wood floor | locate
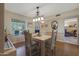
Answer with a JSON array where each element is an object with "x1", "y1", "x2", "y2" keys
[
  {"x1": 55, "y1": 41, "x2": 79, "y2": 56},
  {"x1": 16, "y1": 41, "x2": 79, "y2": 56}
]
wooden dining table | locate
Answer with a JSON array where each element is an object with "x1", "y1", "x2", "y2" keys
[{"x1": 32, "y1": 34, "x2": 51, "y2": 56}]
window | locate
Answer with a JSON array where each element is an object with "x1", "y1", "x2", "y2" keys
[{"x1": 12, "y1": 19, "x2": 25, "y2": 35}]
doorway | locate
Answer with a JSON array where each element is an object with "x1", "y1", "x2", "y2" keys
[{"x1": 64, "y1": 17, "x2": 78, "y2": 44}]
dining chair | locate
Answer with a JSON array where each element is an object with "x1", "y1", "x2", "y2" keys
[
  {"x1": 24, "y1": 30, "x2": 41, "y2": 56},
  {"x1": 45, "y1": 21, "x2": 58, "y2": 56}
]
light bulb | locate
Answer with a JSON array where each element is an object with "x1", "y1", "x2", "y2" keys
[
  {"x1": 41, "y1": 17, "x2": 44, "y2": 20},
  {"x1": 35, "y1": 18, "x2": 38, "y2": 22},
  {"x1": 33, "y1": 19, "x2": 35, "y2": 22},
  {"x1": 38, "y1": 18, "x2": 40, "y2": 21}
]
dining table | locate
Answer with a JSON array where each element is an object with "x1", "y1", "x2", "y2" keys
[{"x1": 32, "y1": 34, "x2": 51, "y2": 56}]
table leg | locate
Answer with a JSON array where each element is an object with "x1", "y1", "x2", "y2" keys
[{"x1": 41, "y1": 41, "x2": 45, "y2": 56}]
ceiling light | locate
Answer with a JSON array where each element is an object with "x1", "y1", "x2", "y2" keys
[
  {"x1": 33, "y1": 7, "x2": 44, "y2": 22},
  {"x1": 35, "y1": 18, "x2": 38, "y2": 22},
  {"x1": 33, "y1": 19, "x2": 35, "y2": 22},
  {"x1": 38, "y1": 18, "x2": 40, "y2": 21},
  {"x1": 41, "y1": 17, "x2": 44, "y2": 20}
]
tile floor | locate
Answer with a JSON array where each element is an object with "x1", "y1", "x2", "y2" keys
[{"x1": 16, "y1": 45, "x2": 26, "y2": 56}]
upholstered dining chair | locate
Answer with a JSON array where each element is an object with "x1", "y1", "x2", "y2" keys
[
  {"x1": 45, "y1": 21, "x2": 58, "y2": 56},
  {"x1": 24, "y1": 30, "x2": 41, "y2": 56}
]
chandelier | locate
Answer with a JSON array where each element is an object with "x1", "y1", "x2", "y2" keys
[{"x1": 33, "y1": 7, "x2": 44, "y2": 23}]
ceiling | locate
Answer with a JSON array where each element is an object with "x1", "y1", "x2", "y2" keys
[{"x1": 5, "y1": 3, "x2": 79, "y2": 18}]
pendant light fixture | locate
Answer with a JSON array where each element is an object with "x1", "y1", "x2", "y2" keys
[{"x1": 33, "y1": 6, "x2": 44, "y2": 23}]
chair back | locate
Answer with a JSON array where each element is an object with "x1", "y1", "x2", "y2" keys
[
  {"x1": 24, "y1": 30, "x2": 32, "y2": 55},
  {"x1": 50, "y1": 21, "x2": 58, "y2": 50},
  {"x1": 50, "y1": 30, "x2": 57, "y2": 50}
]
